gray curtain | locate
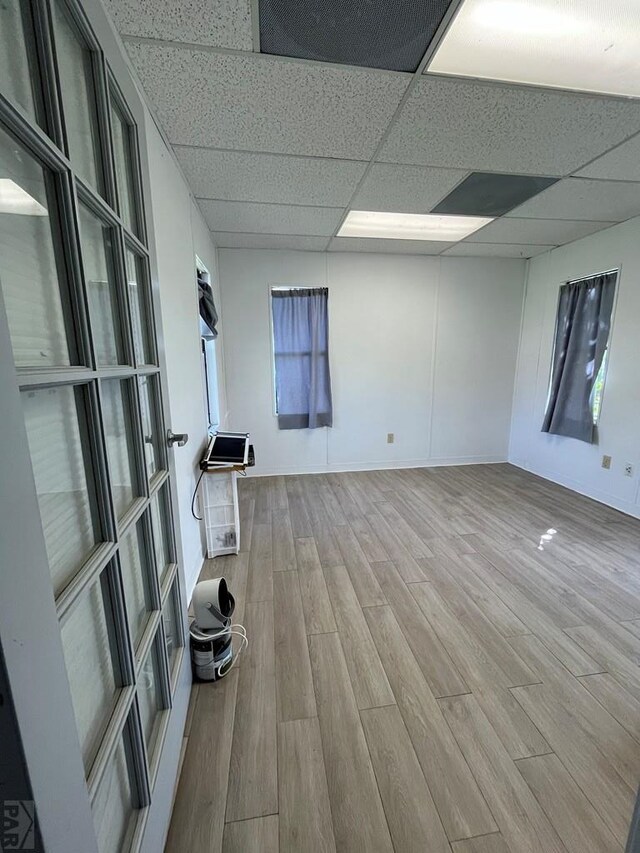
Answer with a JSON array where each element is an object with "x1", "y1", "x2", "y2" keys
[
  {"x1": 198, "y1": 275, "x2": 218, "y2": 339},
  {"x1": 272, "y1": 287, "x2": 332, "y2": 430},
  {"x1": 542, "y1": 271, "x2": 617, "y2": 443}
]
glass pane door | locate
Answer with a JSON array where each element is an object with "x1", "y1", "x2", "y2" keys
[{"x1": 0, "y1": 0, "x2": 186, "y2": 847}]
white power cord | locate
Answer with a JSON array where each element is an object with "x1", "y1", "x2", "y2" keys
[{"x1": 189, "y1": 620, "x2": 248, "y2": 675}]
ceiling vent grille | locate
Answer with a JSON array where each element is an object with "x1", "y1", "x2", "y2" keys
[
  {"x1": 432, "y1": 172, "x2": 559, "y2": 217},
  {"x1": 259, "y1": 0, "x2": 455, "y2": 72}
]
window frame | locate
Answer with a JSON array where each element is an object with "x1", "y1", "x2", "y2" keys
[
  {"x1": 196, "y1": 257, "x2": 221, "y2": 433},
  {"x1": 544, "y1": 265, "x2": 621, "y2": 430},
  {"x1": 268, "y1": 283, "x2": 328, "y2": 418}
]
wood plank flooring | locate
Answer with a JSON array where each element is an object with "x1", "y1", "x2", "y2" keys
[{"x1": 165, "y1": 464, "x2": 640, "y2": 853}]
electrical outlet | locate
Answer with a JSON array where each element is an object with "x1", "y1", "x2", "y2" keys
[
  {"x1": 602, "y1": 455, "x2": 612, "y2": 470},
  {"x1": 624, "y1": 463, "x2": 634, "y2": 477},
  {"x1": 387, "y1": 433, "x2": 394, "y2": 444}
]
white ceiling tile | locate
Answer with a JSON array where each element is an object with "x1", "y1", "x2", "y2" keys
[
  {"x1": 212, "y1": 233, "x2": 329, "y2": 251},
  {"x1": 576, "y1": 133, "x2": 640, "y2": 181},
  {"x1": 379, "y1": 76, "x2": 640, "y2": 175},
  {"x1": 104, "y1": 0, "x2": 251, "y2": 48},
  {"x1": 506, "y1": 177, "x2": 640, "y2": 221},
  {"x1": 127, "y1": 42, "x2": 410, "y2": 159},
  {"x1": 443, "y1": 242, "x2": 553, "y2": 258},
  {"x1": 199, "y1": 200, "x2": 343, "y2": 235},
  {"x1": 352, "y1": 163, "x2": 468, "y2": 213},
  {"x1": 328, "y1": 237, "x2": 452, "y2": 254},
  {"x1": 175, "y1": 147, "x2": 367, "y2": 206},
  {"x1": 467, "y1": 217, "x2": 615, "y2": 245}
]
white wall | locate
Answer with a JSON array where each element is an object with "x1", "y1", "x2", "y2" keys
[
  {"x1": 510, "y1": 216, "x2": 640, "y2": 519},
  {"x1": 218, "y1": 249, "x2": 525, "y2": 476},
  {"x1": 146, "y1": 118, "x2": 226, "y2": 597}
]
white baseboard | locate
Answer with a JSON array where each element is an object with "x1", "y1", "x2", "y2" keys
[
  {"x1": 246, "y1": 454, "x2": 508, "y2": 478},
  {"x1": 509, "y1": 457, "x2": 640, "y2": 520}
]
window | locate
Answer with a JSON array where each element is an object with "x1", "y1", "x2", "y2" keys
[
  {"x1": 270, "y1": 286, "x2": 333, "y2": 430},
  {"x1": 542, "y1": 270, "x2": 617, "y2": 443},
  {"x1": 197, "y1": 261, "x2": 220, "y2": 433},
  {"x1": 201, "y1": 336, "x2": 219, "y2": 432},
  {"x1": 591, "y1": 345, "x2": 609, "y2": 425}
]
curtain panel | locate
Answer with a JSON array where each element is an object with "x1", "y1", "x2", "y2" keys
[
  {"x1": 198, "y1": 275, "x2": 218, "y2": 339},
  {"x1": 542, "y1": 271, "x2": 617, "y2": 443},
  {"x1": 271, "y1": 287, "x2": 333, "y2": 430}
]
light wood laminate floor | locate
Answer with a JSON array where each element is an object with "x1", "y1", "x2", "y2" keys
[{"x1": 165, "y1": 464, "x2": 640, "y2": 853}]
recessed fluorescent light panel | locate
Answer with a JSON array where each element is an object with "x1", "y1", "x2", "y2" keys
[
  {"x1": 429, "y1": 0, "x2": 640, "y2": 98},
  {"x1": 259, "y1": 0, "x2": 457, "y2": 72},
  {"x1": 338, "y1": 211, "x2": 492, "y2": 241},
  {"x1": 432, "y1": 172, "x2": 559, "y2": 216},
  {"x1": 0, "y1": 179, "x2": 47, "y2": 216}
]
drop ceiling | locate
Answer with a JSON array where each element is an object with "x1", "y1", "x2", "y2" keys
[{"x1": 105, "y1": 0, "x2": 640, "y2": 258}]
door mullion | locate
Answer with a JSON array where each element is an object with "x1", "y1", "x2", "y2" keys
[
  {"x1": 56, "y1": 540, "x2": 118, "y2": 625},
  {"x1": 115, "y1": 225, "x2": 140, "y2": 369},
  {"x1": 104, "y1": 557, "x2": 135, "y2": 688},
  {"x1": 127, "y1": 373, "x2": 151, "y2": 503},
  {"x1": 126, "y1": 698, "x2": 151, "y2": 809},
  {"x1": 93, "y1": 49, "x2": 118, "y2": 213},
  {"x1": 87, "y1": 682, "x2": 135, "y2": 799},
  {"x1": 155, "y1": 617, "x2": 174, "y2": 710},
  {"x1": 29, "y1": 0, "x2": 65, "y2": 145},
  {"x1": 88, "y1": 376, "x2": 119, "y2": 543}
]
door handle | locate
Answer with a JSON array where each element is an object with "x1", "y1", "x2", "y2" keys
[{"x1": 167, "y1": 429, "x2": 189, "y2": 448}]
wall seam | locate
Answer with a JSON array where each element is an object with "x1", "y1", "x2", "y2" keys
[
  {"x1": 326, "y1": 249, "x2": 330, "y2": 468},
  {"x1": 530, "y1": 252, "x2": 555, "y2": 457},
  {"x1": 507, "y1": 256, "x2": 532, "y2": 462},
  {"x1": 427, "y1": 257, "x2": 441, "y2": 459}
]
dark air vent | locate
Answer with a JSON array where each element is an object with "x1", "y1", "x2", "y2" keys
[
  {"x1": 432, "y1": 172, "x2": 559, "y2": 217},
  {"x1": 259, "y1": 0, "x2": 456, "y2": 72}
]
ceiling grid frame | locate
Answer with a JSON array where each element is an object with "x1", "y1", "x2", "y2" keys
[
  {"x1": 105, "y1": 0, "x2": 640, "y2": 257},
  {"x1": 325, "y1": 0, "x2": 469, "y2": 248}
]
